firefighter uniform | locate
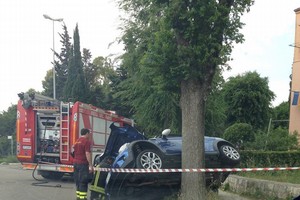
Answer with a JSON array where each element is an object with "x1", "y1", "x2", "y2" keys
[
  {"x1": 90, "y1": 165, "x2": 106, "y2": 200},
  {"x1": 73, "y1": 129, "x2": 93, "y2": 200},
  {"x1": 90, "y1": 157, "x2": 114, "y2": 200}
]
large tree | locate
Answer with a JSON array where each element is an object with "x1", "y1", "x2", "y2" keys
[
  {"x1": 222, "y1": 71, "x2": 275, "y2": 130},
  {"x1": 64, "y1": 24, "x2": 87, "y2": 102},
  {"x1": 118, "y1": 0, "x2": 253, "y2": 198}
]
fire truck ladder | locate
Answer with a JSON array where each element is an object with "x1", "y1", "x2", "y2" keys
[{"x1": 60, "y1": 103, "x2": 70, "y2": 161}]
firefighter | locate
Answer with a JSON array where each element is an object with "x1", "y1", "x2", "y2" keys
[
  {"x1": 73, "y1": 128, "x2": 94, "y2": 200},
  {"x1": 90, "y1": 156, "x2": 114, "y2": 200}
]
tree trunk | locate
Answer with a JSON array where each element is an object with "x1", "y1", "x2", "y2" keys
[{"x1": 180, "y1": 79, "x2": 206, "y2": 200}]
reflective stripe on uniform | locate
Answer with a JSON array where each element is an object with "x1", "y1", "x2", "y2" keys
[
  {"x1": 79, "y1": 191, "x2": 87, "y2": 200},
  {"x1": 90, "y1": 165, "x2": 105, "y2": 194},
  {"x1": 90, "y1": 185, "x2": 105, "y2": 194}
]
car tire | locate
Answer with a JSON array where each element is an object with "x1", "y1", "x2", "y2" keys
[
  {"x1": 136, "y1": 149, "x2": 164, "y2": 169},
  {"x1": 219, "y1": 144, "x2": 240, "y2": 164}
]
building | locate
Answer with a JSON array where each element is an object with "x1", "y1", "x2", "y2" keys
[{"x1": 289, "y1": 7, "x2": 300, "y2": 137}]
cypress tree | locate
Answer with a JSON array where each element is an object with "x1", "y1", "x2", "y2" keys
[{"x1": 64, "y1": 24, "x2": 87, "y2": 102}]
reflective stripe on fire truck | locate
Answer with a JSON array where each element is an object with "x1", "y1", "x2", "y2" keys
[
  {"x1": 17, "y1": 155, "x2": 32, "y2": 159},
  {"x1": 59, "y1": 166, "x2": 74, "y2": 172},
  {"x1": 73, "y1": 113, "x2": 77, "y2": 145},
  {"x1": 22, "y1": 163, "x2": 37, "y2": 170},
  {"x1": 16, "y1": 111, "x2": 20, "y2": 143},
  {"x1": 21, "y1": 163, "x2": 73, "y2": 172},
  {"x1": 37, "y1": 164, "x2": 73, "y2": 172}
]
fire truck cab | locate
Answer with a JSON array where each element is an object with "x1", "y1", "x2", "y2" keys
[{"x1": 16, "y1": 92, "x2": 133, "y2": 179}]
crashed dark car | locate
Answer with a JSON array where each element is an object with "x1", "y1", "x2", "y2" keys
[{"x1": 91, "y1": 123, "x2": 241, "y2": 200}]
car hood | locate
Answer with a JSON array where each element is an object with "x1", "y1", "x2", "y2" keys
[{"x1": 102, "y1": 123, "x2": 146, "y2": 158}]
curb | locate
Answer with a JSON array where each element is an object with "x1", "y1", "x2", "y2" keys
[{"x1": 224, "y1": 175, "x2": 300, "y2": 199}]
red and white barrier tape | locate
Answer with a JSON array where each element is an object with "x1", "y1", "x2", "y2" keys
[
  {"x1": 38, "y1": 161, "x2": 73, "y2": 168},
  {"x1": 94, "y1": 167, "x2": 300, "y2": 173},
  {"x1": 32, "y1": 162, "x2": 300, "y2": 173}
]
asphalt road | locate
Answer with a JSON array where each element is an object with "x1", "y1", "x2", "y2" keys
[
  {"x1": 0, "y1": 163, "x2": 250, "y2": 200},
  {"x1": 0, "y1": 163, "x2": 75, "y2": 200}
]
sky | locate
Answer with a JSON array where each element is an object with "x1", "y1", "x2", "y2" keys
[{"x1": 0, "y1": 0, "x2": 299, "y2": 112}]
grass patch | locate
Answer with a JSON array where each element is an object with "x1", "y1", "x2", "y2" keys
[
  {"x1": 0, "y1": 156, "x2": 19, "y2": 163},
  {"x1": 236, "y1": 170, "x2": 300, "y2": 184}
]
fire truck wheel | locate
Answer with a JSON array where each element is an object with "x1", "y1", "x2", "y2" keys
[{"x1": 40, "y1": 171, "x2": 64, "y2": 180}]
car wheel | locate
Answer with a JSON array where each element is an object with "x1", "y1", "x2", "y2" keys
[
  {"x1": 219, "y1": 144, "x2": 240, "y2": 164},
  {"x1": 136, "y1": 149, "x2": 163, "y2": 169}
]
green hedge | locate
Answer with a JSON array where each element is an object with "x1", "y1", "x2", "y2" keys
[
  {"x1": 240, "y1": 150, "x2": 300, "y2": 168},
  {"x1": 0, "y1": 156, "x2": 19, "y2": 163}
]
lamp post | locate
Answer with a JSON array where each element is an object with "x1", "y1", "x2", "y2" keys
[{"x1": 43, "y1": 14, "x2": 63, "y2": 100}]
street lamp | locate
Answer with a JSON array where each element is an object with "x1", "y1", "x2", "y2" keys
[{"x1": 43, "y1": 14, "x2": 63, "y2": 100}]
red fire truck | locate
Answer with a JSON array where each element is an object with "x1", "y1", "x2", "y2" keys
[{"x1": 16, "y1": 92, "x2": 133, "y2": 179}]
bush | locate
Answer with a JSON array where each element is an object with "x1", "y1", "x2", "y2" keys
[
  {"x1": 0, "y1": 156, "x2": 19, "y2": 163},
  {"x1": 248, "y1": 127, "x2": 298, "y2": 151},
  {"x1": 240, "y1": 150, "x2": 300, "y2": 168},
  {"x1": 223, "y1": 123, "x2": 255, "y2": 149}
]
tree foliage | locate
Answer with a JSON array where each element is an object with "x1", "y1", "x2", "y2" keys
[
  {"x1": 42, "y1": 23, "x2": 72, "y2": 100},
  {"x1": 40, "y1": 23, "x2": 120, "y2": 111},
  {"x1": 41, "y1": 69, "x2": 54, "y2": 97},
  {"x1": 205, "y1": 69, "x2": 227, "y2": 136},
  {"x1": 0, "y1": 105, "x2": 16, "y2": 156},
  {"x1": 84, "y1": 55, "x2": 118, "y2": 110},
  {"x1": 271, "y1": 101, "x2": 289, "y2": 129},
  {"x1": 249, "y1": 127, "x2": 298, "y2": 151},
  {"x1": 109, "y1": 66, "x2": 136, "y2": 119},
  {"x1": 223, "y1": 122, "x2": 255, "y2": 149},
  {"x1": 83, "y1": 49, "x2": 99, "y2": 91},
  {"x1": 54, "y1": 23, "x2": 72, "y2": 100},
  {"x1": 82, "y1": 49, "x2": 102, "y2": 105},
  {"x1": 222, "y1": 71, "x2": 275, "y2": 130},
  {"x1": 64, "y1": 24, "x2": 87, "y2": 102}
]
